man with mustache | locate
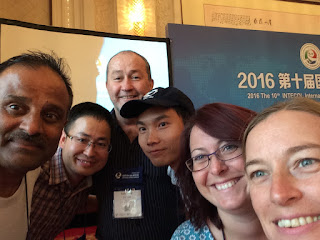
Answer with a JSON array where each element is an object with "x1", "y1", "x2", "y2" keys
[
  {"x1": 94, "y1": 51, "x2": 184, "y2": 239},
  {"x1": 27, "y1": 102, "x2": 113, "y2": 239},
  {"x1": 0, "y1": 51, "x2": 73, "y2": 239}
]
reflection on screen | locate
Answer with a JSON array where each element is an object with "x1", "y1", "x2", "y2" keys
[{"x1": 0, "y1": 19, "x2": 170, "y2": 111}]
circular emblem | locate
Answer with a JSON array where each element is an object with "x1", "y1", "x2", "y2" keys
[
  {"x1": 300, "y1": 43, "x2": 320, "y2": 70},
  {"x1": 115, "y1": 172, "x2": 122, "y2": 179}
]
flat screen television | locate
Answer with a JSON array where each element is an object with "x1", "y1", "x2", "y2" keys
[{"x1": 0, "y1": 18, "x2": 171, "y2": 110}]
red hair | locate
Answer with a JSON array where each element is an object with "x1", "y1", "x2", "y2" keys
[{"x1": 176, "y1": 102, "x2": 256, "y2": 229}]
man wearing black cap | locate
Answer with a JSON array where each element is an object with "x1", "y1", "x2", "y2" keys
[
  {"x1": 94, "y1": 51, "x2": 185, "y2": 240},
  {"x1": 121, "y1": 87, "x2": 195, "y2": 184}
]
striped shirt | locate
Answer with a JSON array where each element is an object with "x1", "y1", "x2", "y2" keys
[
  {"x1": 27, "y1": 147, "x2": 91, "y2": 240},
  {"x1": 93, "y1": 111, "x2": 184, "y2": 240}
]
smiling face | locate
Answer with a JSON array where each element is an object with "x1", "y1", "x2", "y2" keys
[
  {"x1": 190, "y1": 125, "x2": 249, "y2": 212},
  {"x1": 137, "y1": 107, "x2": 185, "y2": 170},
  {"x1": 106, "y1": 52, "x2": 154, "y2": 116},
  {"x1": 0, "y1": 65, "x2": 70, "y2": 174},
  {"x1": 60, "y1": 116, "x2": 111, "y2": 186},
  {"x1": 245, "y1": 110, "x2": 320, "y2": 240}
]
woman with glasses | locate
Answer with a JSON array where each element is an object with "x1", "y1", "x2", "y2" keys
[{"x1": 171, "y1": 103, "x2": 267, "y2": 240}]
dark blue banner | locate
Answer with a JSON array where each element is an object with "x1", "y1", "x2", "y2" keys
[{"x1": 167, "y1": 23, "x2": 320, "y2": 111}]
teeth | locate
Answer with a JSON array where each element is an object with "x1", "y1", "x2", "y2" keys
[
  {"x1": 278, "y1": 216, "x2": 320, "y2": 228},
  {"x1": 299, "y1": 217, "x2": 306, "y2": 226},
  {"x1": 215, "y1": 180, "x2": 238, "y2": 191},
  {"x1": 121, "y1": 96, "x2": 136, "y2": 99}
]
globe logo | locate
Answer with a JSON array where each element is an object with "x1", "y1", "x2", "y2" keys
[{"x1": 300, "y1": 43, "x2": 320, "y2": 70}]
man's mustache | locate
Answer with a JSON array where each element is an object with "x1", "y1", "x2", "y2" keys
[{"x1": 7, "y1": 131, "x2": 46, "y2": 148}]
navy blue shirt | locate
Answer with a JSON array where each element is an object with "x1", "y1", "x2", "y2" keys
[{"x1": 93, "y1": 111, "x2": 184, "y2": 240}]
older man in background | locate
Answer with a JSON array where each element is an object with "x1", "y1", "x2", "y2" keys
[{"x1": 94, "y1": 50, "x2": 183, "y2": 239}]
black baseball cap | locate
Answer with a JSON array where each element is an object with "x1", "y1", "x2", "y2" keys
[{"x1": 120, "y1": 87, "x2": 195, "y2": 118}]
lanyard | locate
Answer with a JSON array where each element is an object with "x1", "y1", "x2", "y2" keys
[{"x1": 25, "y1": 175, "x2": 30, "y2": 230}]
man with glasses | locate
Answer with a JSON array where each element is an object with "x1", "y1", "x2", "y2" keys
[{"x1": 27, "y1": 102, "x2": 113, "y2": 239}]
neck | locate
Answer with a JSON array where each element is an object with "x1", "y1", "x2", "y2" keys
[
  {"x1": 115, "y1": 110, "x2": 139, "y2": 142},
  {"x1": 170, "y1": 161, "x2": 179, "y2": 172},
  {"x1": 68, "y1": 175, "x2": 85, "y2": 188},
  {"x1": 208, "y1": 206, "x2": 266, "y2": 240},
  {"x1": 64, "y1": 167, "x2": 85, "y2": 187},
  {"x1": 0, "y1": 166, "x2": 25, "y2": 197},
  {"x1": 63, "y1": 162, "x2": 85, "y2": 188}
]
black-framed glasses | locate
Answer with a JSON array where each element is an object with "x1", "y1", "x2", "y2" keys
[
  {"x1": 185, "y1": 142, "x2": 242, "y2": 172},
  {"x1": 66, "y1": 133, "x2": 112, "y2": 153}
]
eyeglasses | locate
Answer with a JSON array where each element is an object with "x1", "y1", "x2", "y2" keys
[
  {"x1": 185, "y1": 142, "x2": 242, "y2": 172},
  {"x1": 66, "y1": 133, "x2": 112, "y2": 153}
]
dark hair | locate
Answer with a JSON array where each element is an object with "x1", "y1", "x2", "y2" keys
[
  {"x1": 173, "y1": 106, "x2": 194, "y2": 125},
  {"x1": 64, "y1": 102, "x2": 114, "y2": 135},
  {"x1": 176, "y1": 102, "x2": 256, "y2": 230},
  {"x1": 106, "y1": 50, "x2": 152, "y2": 81},
  {"x1": 243, "y1": 97, "x2": 320, "y2": 158},
  {"x1": 0, "y1": 50, "x2": 73, "y2": 107}
]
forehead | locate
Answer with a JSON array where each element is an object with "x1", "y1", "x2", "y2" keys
[
  {"x1": 251, "y1": 110, "x2": 320, "y2": 135},
  {"x1": 108, "y1": 52, "x2": 146, "y2": 71},
  {"x1": 0, "y1": 65, "x2": 63, "y2": 88},
  {"x1": 190, "y1": 125, "x2": 215, "y2": 140},
  {"x1": 0, "y1": 65, "x2": 70, "y2": 111},
  {"x1": 138, "y1": 106, "x2": 183, "y2": 124},
  {"x1": 190, "y1": 125, "x2": 220, "y2": 148},
  {"x1": 246, "y1": 110, "x2": 320, "y2": 152},
  {"x1": 70, "y1": 116, "x2": 111, "y2": 135}
]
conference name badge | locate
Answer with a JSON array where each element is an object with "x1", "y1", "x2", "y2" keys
[
  {"x1": 113, "y1": 188, "x2": 142, "y2": 218},
  {"x1": 112, "y1": 167, "x2": 143, "y2": 219}
]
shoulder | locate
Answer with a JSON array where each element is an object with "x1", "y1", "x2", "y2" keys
[{"x1": 171, "y1": 220, "x2": 214, "y2": 240}]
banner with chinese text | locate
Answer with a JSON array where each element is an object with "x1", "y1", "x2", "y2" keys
[{"x1": 167, "y1": 23, "x2": 320, "y2": 111}]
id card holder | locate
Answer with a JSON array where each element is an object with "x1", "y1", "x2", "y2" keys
[{"x1": 112, "y1": 167, "x2": 143, "y2": 219}]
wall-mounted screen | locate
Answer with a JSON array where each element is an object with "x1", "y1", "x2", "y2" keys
[{"x1": 0, "y1": 19, "x2": 171, "y2": 110}]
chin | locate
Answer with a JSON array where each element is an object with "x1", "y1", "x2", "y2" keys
[
  {"x1": 150, "y1": 160, "x2": 166, "y2": 167},
  {"x1": 218, "y1": 197, "x2": 249, "y2": 212}
]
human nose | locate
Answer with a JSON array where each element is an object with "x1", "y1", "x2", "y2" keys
[
  {"x1": 20, "y1": 111, "x2": 43, "y2": 136},
  {"x1": 121, "y1": 77, "x2": 134, "y2": 91},
  {"x1": 208, "y1": 155, "x2": 228, "y2": 175},
  {"x1": 270, "y1": 172, "x2": 302, "y2": 206},
  {"x1": 83, "y1": 141, "x2": 96, "y2": 156},
  {"x1": 146, "y1": 129, "x2": 160, "y2": 146}
]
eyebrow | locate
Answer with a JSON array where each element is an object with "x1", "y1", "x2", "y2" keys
[
  {"x1": 245, "y1": 143, "x2": 320, "y2": 171},
  {"x1": 43, "y1": 103, "x2": 65, "y2": 115},
  {"x1": 5, "y1": 95, "x2": 30, "y2": 103},
  {"x1": 110, "y1": 70, "x2": 123, "y2": 75},
  {"x1": 190, "y1": 140, "x2": 224, "y2": 155},
  {"x1": 190, "y1": 147, "x2": 207, "y2": 155},
  {"x1": 245, "y1": 159, "x2": 263, "y2": 171},
  {"x1": 287, "y1": 144, "x2": 320, "y2": 154},
  {"x1": 76, "y1": 132, "x2": 109, "y2": 141},
  {"x1": 137, "y1": 114, "x2": 170, "y2": 126},
  {"x1": 128, "y1": 69, "x2": 141, "y2": 75},
  {"x1": 5, "y1": 95, "x2": 67, "y2": 119}
]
